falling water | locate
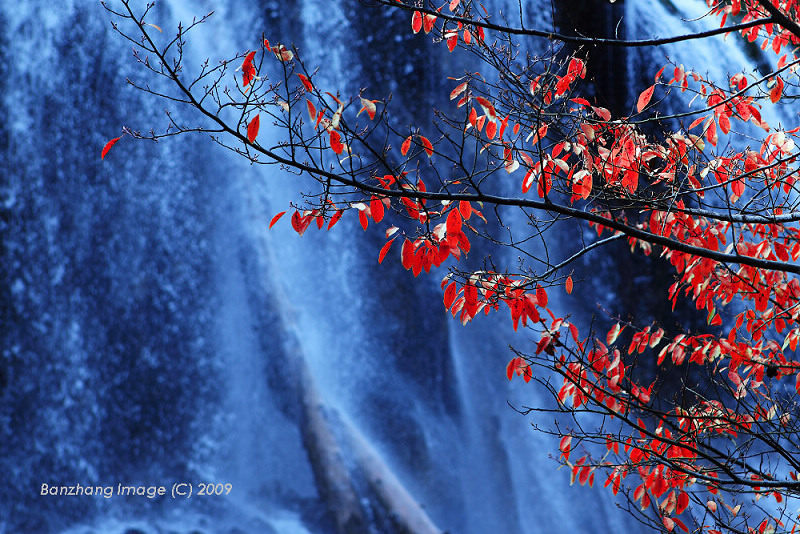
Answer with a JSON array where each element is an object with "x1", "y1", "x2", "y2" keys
[{"x1": 5, "y1": 1, "x2": 785, "y2": 533}]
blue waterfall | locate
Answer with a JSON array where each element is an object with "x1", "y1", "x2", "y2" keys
[{"x1": 3, "y1": 1, "x2": 781, "y2": 533}]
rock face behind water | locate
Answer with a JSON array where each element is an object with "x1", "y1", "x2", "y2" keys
[{"x1": 0, "y1": 1, "x2": 672, "y2": 533}]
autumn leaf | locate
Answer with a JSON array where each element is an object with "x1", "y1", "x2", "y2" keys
[
  {"x1": 327, "y1": 210, "x2": 343, "y2": 230},
  {"x1": 297, "y1": 73, "x2": 313, "y2": 92},
  {"x1": 506, "y1": 357, "x2": 532, "y2": 382},
  {"x1": 268, "y1": 211, "x2": 286, "y2": 229},
  {"x1": 401, "y1": 135, "x2": 412, "y2": 156},
  {"x1": 687, "y1": 115, "x2": 706, "y2": 130},
  {"x1": 559, "y1": 435, "x2": 572, "y2": 460},
  {"x1": 535, "y1": 286, "x2": 548, "y2": 307},
  {"x1": 329, "y1": 130, "x2": 344, "y2": 154},
  {"x1": 705, "y1": 118, "x2": 718, "y2": 147},
  {"x1": 675, "y1": 491, "x2": 690, "y2": 515},
  {"x1": 357, "y1": 97, "x2": 378, "y2": 120},
  {"x1": 731, "y1": 178, "x2": 745, "y2": 198},
  {"x1": 241, "y1": 50, "x2": 256, "y2": 86},
  {"x1": 458, "y1": 200, "x2": 472, "y2": 220},
  {"x1": 446, "y1": 208, "x2": 462, "y2": 235},
  {"x1": 565, "y1": 276, "x2": 573, "y2": 294},
  {"x1": 273, "y1": 44, "x2": 293, "y2": 62},
  {"x1": 412, "y1": 10, "x2": 422, "y2": 33},
  {"x1": 101, "y1": 136, "x2": 122, "y2": 160},
  {"x1": 290, "y1": 210, "x2": 312, "y2": 236},
  {"x1": 607, "y1": 323, "x2": 624, "y2": 345},
  {"x1": 443, "y1": 281, "x2": 458, "y2": 309},
  {"x1": 378, "y1": 238, "x2": 395, "y2": 264},
  {"x1": 446, "y1": 31, "x2": 458, "y2": 52},
  {"x1": 450, "y1": 81, "x2": 468, "y2": 101},
  {"x1": 718, "y1": 113, "x2": 731, "y2": 135},
  {"x1": 475, "y1": 96, "x2": 497, "y2": 120},
  {"x1": 637, "y1": 84, "x2": 655, "y2": 112},
  {"x1": 307, "y1": 99, "x2": 317, "y2": 122},
  {"x1": 592, "y1": 106, "x2": 611, "y2": 121},
  {"x1": 420, "y1": 135, "x2": 434, "y2": 157},
  {"x1": 247, "y1": 114, "x2": 260, "y2": 143},
  {"x1": 486, "y1": 120, "x2": 497, "y2": 139},
  {"x1": 370, "y1": 196, "x2": 385, "y2": 222},
  {"x1": 423, "y1": 13, "x2": 436, "y2": 33},
  {"x1": 770, "y1": 76, "x2": 784, "y2": 103}
]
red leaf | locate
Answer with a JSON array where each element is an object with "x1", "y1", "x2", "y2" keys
[
  {"x1": 330, "y1": 130, "x2": 344, "y2": 154},
  {"x1": 420, "y1": 135, "x2": 434, "y2": 157},
  {"x1": 506, "y1": 357, "x2": 531, "y2": 382},
  {"x1": 412, "y1": 11, "x2": 422, "y2": 33},
  {"x1": 358, "y1": 98, "x2": 377, "y2": 120},
  {"x1": 241, "y1": 50, "x2": 256, "y2": 86},
  {"x1": 247, "y1": 114, "x2": 260, "y2": 143},
  {"x1": 536, "y1": 286, "x2": 548, "y2": 308},
  {"x1": 731, "y1": 178, "x2": 745, "y2": 198},
  {"x1": 242, "y1": 50, "x2": 256, "y2": 67},
  {"x1": 637, "y1": 84, "x2": 655, "y2": 113},
  {"x1": 559, "y1": 435, "x2": 572, "y2": 459},
  {"x1": 458, "y1": 200, "x2": 472, "y2": 220},
  {"x1": 446, "y1": 33, "x2": 458, "y2": 52},
  {"x1": 268, "y1": 210, "x2": 286, "y2": 229},
  {"x1": 401, "y1": 135, "x2": 412, "y2": 156},
  {"x1": 378, "y1": 238, "x2": 395, "y2": 264},
  {"x1": 578, "y1": 466, "x2": 591, "y2": 485},
  {"x1": 401, "y1": 238, "x2": 415, "y2": 270},
  {"x1": 464, "y1": 282, "x2": 477, "y2": 305},
  {"x1": 676, "y1": 491, "x2": 690, "y2": 515},
  {"x1": 687, "y1": 115, "x2": 706, "y2": 130},
  {"x1": 444, "y1": 281, "x2": 458, "y2": 309},
  {"x1": 705, "y1": 118, "x2": 718, "y2": 147},
  {"x1": 358, "y1": 209, "x2": 369, "y2": 231},
  {"x1": 297, "y1": 73, "x2": 313, "y2": 92},
  {"x1": 446, "y1": 208, "x2": 462, "y2": 235},
  {"x1": 565, "y1": 276, "x2": 573, "y2": 294},
  {"x1": 450, "y1": 81, "x2": 468, "y2": 101},
  {"x1": 486, "y1": 120, "x2": 497, "y2": 139},
  {"x1": 327, "y1": 209, "x2": 343, "y2": 230},
  {"x1": 423, "y1": 13, "x2": 436, "y2": 33},
  {"x1": 307, "y1": 100, "x2": 317, "y2": 122},
  {"x1": 291, "y1": 210, "x2": 312, "y2": 236},
  {"x1": 475, "y1": 96, "x2": 497, "y2": 119},
  {"x1": 607, "y1": 323, "x2": 623, "y2": 345},
  {"x1": 101, "y1": 136, "x2": 121, "y2": 160},
  {"x1": 718, "y1": 113, "x2": 731, "y2": 135},
  {"x1": 537, "y1": 173, "x2": 552, "y2": 197},
  {"x1": 370, "y1": 196, "x2": 385, "y2": 223},
  {"x1": 592, "y1": 106, "x2": 611, "y2": 121},
  {"x1": 770, "y1": 76, "x2": 784, "y2": 103}
]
